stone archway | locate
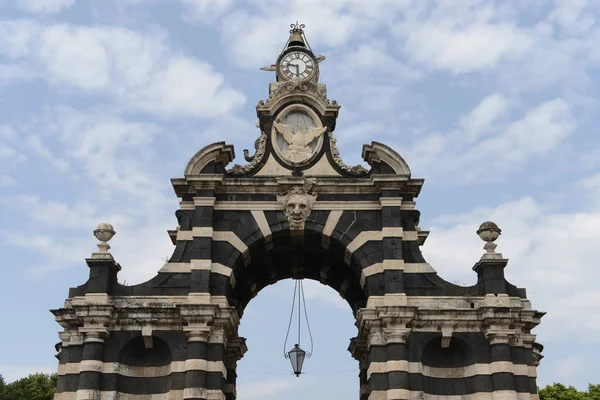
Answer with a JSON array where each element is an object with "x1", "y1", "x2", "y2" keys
[{"x1": 52, "y1": 23, "x2": 544, "y2": 400}]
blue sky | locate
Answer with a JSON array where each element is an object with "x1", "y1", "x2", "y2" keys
[{"x1": 1, "y1": 0, "x2": 599, "y2": 397}]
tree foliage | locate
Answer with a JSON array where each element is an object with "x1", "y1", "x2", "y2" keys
[
  {"x1": 0, "y1": 373, "x2": 57, "y2": 400},
  {"x1": 539, "y1": 383, "x2": 600, "y2": 400}
]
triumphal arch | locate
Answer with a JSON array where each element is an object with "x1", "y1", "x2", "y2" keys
[{"x1": 52, "y1": 23, "x2": 544, "y2": 400}]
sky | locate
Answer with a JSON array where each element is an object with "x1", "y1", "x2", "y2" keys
[{"x1": 1, "y1": 0, "x2": 599, "y2": 397}]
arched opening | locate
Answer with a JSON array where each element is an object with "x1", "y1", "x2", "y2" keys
[
  {"x1": 223, "y1": 226, "x2": 367, "y2": 400},
  {"x1": 235, "y1": 279, "x2": 360, "y2": 400},
  {"x1": 117, "y1": 336, "x2": 173, "y2": 396}
]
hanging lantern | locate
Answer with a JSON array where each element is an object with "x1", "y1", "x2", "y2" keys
[
  {"x1": 287, "y1": 344, "x2": 306, "y2": 377},
  {"x1": 283, "y1": 279, "x2": 313, "y2": 377}
]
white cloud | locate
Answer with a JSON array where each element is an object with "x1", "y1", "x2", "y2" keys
[
  {"x1": 16, "y1": 0, "x2": 75, "y2": 14},
  {"x1": 302, "y1": 280, "x2": 348, "y2": 310},
  {"x1": 0, "y1": 142, "x2": 27, "y2": 162},
  {"x1": 0, "y1": 21, "x2": 245, "y2": 118},
  {"x1": 422, "y1": 195, "x2": 600, "y2": 343},
  {"x1": 179, "y1": 0, "x2": 233, "y2": 22},
  {"x1": 403, "y1": 23, "x2": 532, "y2": 74},
  {"x1": 0, "y1": 175, "x2": 17, "y2": 187},
  {"x1": 25, "y1": 135, "x2": 71, "y2": 173},
  {"x1": 549, "y1": 0, "x2": 599, "y2": 35},
  {"x1": 406, "y1": 98, "x2": 574, "y2": 185},
  {"x1": 460, "y1": 93, "x2": 509, "y2": 141},
  {"x1": 44, "y1": 106, "x2": 166, "y2": 195}
]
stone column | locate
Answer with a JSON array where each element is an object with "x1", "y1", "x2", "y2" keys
[
  {"x1": 486, "y1": 329, "x2": 518, "y2": 400},
  {"x1": 206, "y1": 324, "x2": 227, "y2": 400},
  {"x1": 180, "y1": 305, "x2": 238, "y2": 400},
  {"x1": 75, "y1": 330, "x2": 107, "y2": 400},
  {"x1": 349, "y1": 338, "x2": 369, "y2": 400},
  {"x1": 358, "y1": 307, "x2": 415, "y2": 400},
  {"x1": 73, "y1": 305, "x2": 113, "y2": 400},
  {"x1": 224, "y1": 337, "x2": 247, "y2": 400},
  {"x1": 181, "y1": 305, "x2": 216, "y2": 400},
  {"x1": 184, "y1": 328, "x2": 212, "y2": 400},
  {"x1": 380, "y1": 193, "x2": 405, "y2": 296},
  {"x1": 382, "y1": 326, "x2": 411, "y2": 400},
  {"x1": 190, "y1": 191, "x2": 215, "y2": 303},
  {"x1": 366, "y1": 319, "x2": 387, "y2": 400}
]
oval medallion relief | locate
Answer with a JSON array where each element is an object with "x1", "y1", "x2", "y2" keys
[{"x1": 271, "y1": 105, "x2": 326, "y2": 167}]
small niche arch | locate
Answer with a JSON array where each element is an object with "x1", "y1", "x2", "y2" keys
[
  {"x1": 117, "y1": 336, "x2": 173, "y2": 396},
  {"x1": 419, "y1": 336, "x2": 478, "y2": 397}
]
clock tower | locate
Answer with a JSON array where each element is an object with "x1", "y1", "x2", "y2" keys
[
  {"x1": 232, "y1": 22, "x2": 368, "y2": 174},
  {"x1": 275, "y1": 22, "x2": 320, "y2": 82}
]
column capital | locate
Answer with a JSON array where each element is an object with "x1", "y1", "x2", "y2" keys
[
  {"x1": 383, "y1": 327, "x2": 411, "y2": 344},
  {"x1": 79, "y1": 328, "x2": 109, "y2": 343},
  {"x1": 366, "y1": 320, "x2": 385, "y2": 347},
  {"x1": 72, "y1": 304, "x2": 114, "y2": 341},
  {"x1": 184, "y1": 326, "x2": 212, "y2": 342},
  {"x1": 178, "y1": 303, "x2": 217, "y2": 325},
  {"x1": 485, "y1": 328, "x2": 516, "y2": 345}
]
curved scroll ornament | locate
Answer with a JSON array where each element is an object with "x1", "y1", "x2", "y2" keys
[
  {"x1": 329, "y1": 133, "x2": 369, "y2": 175},
  {"x1": 228, "y1": 132, "x2": 268, "y2": 175}
]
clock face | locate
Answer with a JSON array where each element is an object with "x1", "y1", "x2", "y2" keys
[{"x1": 279, "y1": 51, "x2": 315, "y2": 80}]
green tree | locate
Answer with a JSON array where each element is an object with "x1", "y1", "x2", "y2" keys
[
  {"x1": 538, "y1": 383, "x2": 598, "y2": 400},
  {"x1": 588, "y1": 384, "x2": 600, "y2": 400},
  {"x1": 0, "y1": 373, "x2": 57, "y2": 400}
]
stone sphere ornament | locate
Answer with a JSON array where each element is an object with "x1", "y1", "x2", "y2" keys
[
  {"x1": 93, "y1": 222, "x2": 116, "y2": 254},
  {"x1": 477, "y1": 221, "x2": 501, "y2": 243},
  {"x1": 94, "y1": 222, "x2": 116, "y2": 242},
  {"x1": 477, "y1": 221, "x2": 502, "y2": 258}
]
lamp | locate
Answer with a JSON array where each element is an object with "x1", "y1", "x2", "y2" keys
[
  {"x1": 287, "y1": 344, "x2": 306, "y2": 377},
  {"x1": 283, "y1": 279, "x2": 313, "y2": 377}
]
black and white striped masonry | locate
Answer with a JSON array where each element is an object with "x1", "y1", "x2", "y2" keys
[{"x1": 52, "y1": 24, "x2": 544, "y2": 400}]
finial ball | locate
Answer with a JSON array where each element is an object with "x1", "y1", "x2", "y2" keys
[
  {"x1": 477, "y1": 221, "x2": 501, "y2": 243},
  {"x1": 94, "y1": 222, "x2": 116, "y2": 242}
]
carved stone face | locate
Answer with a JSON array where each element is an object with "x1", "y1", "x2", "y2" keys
[
  {"x1": 286, "y1": 194, "x2": 310, "y2": 227},
  {"x1": 277, "y1": 187, "x2": 317, "y2": 230}
]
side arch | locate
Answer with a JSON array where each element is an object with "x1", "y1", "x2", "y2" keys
[{"x1": 116, "y1": 336, "x2": 174, "y2": 396}]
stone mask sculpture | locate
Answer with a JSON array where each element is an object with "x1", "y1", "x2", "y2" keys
[{"x1": 277, "y1": 186, "x2": 317, "y2": 230}]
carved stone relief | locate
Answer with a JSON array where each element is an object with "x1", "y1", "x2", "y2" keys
[{"x1": 277, "y1": 186, "x2": 317, "y2": 230}]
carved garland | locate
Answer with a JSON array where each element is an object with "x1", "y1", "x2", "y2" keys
[
  {"x1": 258, "y1": 80, "x2": 338, "y2": 107},
  {"x1": 329, "y1": 133, "x2": 369, "y2": 175},
  {"x1": 227, "y1": 132, "x2": 268, "y2": 175}
]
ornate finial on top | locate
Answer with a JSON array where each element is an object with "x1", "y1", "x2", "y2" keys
[
  {"x1": 290, "y1": 21, "x2": 305, "y2": 34},
  {"x1": 477, "y1": 221, "x2": 502, "y2": 259},
  {"x1": 93, "y1": 222, "x2": 115, "y2": 257},
  {"x1": 288, "y1": 21, "x2": 307, "y2": 49}
]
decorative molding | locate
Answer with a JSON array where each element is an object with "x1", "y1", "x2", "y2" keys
[
  {"x1": 228, "y1": 132, "x2": 267, "y2": 175},
  {"x1": 329, "y1": 132, "x2": 369, "y2": 174}
]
